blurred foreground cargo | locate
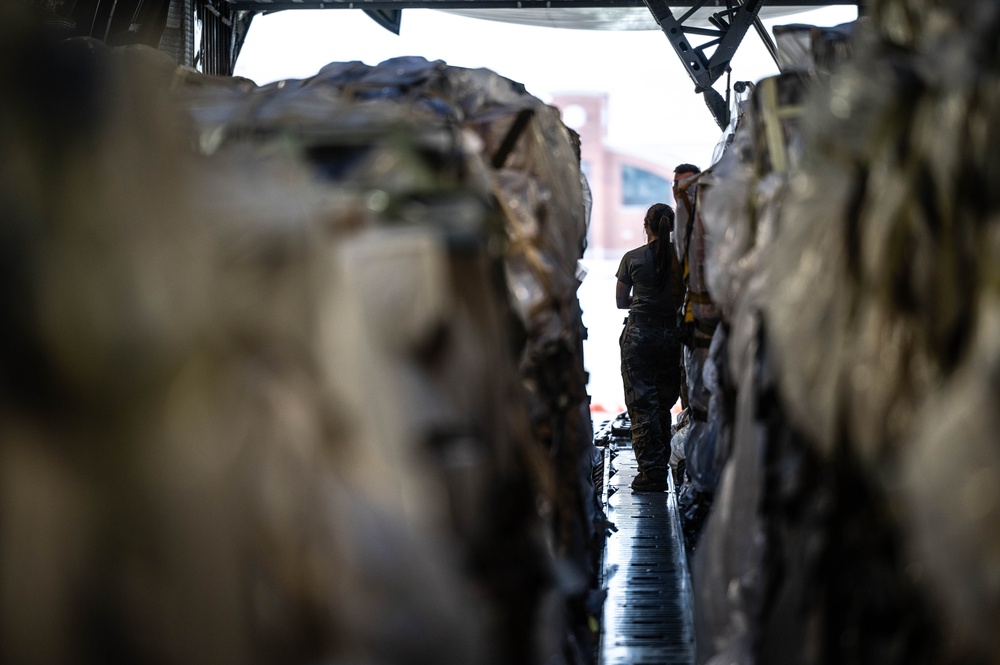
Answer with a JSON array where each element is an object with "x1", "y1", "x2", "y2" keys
[
  {"x1": 683, "y1": 0, "x2": 1000, "y2": 663},
  {"x1": 0, "y1": 11, "x2": 602, "y2": 665}
]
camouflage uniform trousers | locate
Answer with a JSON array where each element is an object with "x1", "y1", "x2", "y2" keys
[{"x1": 620, "y1": 322, "x2": 682, "y2": 478}]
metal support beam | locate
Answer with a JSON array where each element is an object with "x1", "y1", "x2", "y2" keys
[
  {"x1": 363, "y1": 8, "x2": 403, "y2": 33},
  {"x1": 643, "y1": 0, "x2": 766, "y2": 128},
  {"x1": 222, "y1": 0, "x2": 852, "y2": 9},
  {"x1": 197, "y1": 0, "x2": 255, "y2": 75}
]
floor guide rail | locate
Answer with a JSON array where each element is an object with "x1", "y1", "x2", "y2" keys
[{"x1": 598, "y1": 443, "x2": 695, "y2": 665}]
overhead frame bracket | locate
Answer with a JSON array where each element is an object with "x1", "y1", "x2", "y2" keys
[
  {"x1": 643, "y1": 0, "x2": 767, "y2": 128},
  {"x1": 363, "y1": 8, "x2": 403, "y2": 33}
]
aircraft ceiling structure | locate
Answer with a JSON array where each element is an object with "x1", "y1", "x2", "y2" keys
[
  {"x1": 434, "y1": 5, "x2": 808, "y2": 30},
  {"x1": 222, "y1": 0, "x2": 854, "y2": 126},
  {"x1": 36, "y1": 0, "x2": 857, "y2": 127}
]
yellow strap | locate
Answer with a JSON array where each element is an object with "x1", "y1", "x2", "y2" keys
[
  {"x1": 688, "y1": 291, "x2": 713, "y2": 304},
  {"x1": 760, "y1": 78, "x2": 788, "y2": 174},
  {"x1": 760, "y1": 76, "x2": 806, "y2": 175}
]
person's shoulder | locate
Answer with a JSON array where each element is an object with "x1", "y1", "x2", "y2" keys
[
  {"x1": 617, "y1": 246, "x2": 643, "y2": 279},
  {"x1": 617, "y1": 246, "x2": 634, "y2": 265},
  {"x1": 622, "y1": 245, "x2": 646, "y2": 260}
]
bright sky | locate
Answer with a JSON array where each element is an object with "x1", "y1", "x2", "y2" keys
[{"x1": 234, "y1": 5, "x2": 857, "y2": 168}]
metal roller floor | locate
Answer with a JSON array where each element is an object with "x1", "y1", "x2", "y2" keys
[{"x1": 598, "y1": 441, "x2": 695, "y2": 665}]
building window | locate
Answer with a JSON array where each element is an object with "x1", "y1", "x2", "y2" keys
[{"x1": 621, "y1": 165, "x2": 671, "y2": 207}]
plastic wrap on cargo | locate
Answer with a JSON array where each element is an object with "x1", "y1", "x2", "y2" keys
[
  {"x1": 763, "y1": 36, "x2": 976, "y2": 461},
  {"x1": 686, "y1": 209, "x2": 720, "y2": 331},
  {"x1": 691, "y1": 41, "x2": 849, "y2": 665},
  {"x1": 672, "y1": 171, "x2": 696, "y2": 266},
  {"x1": 189, "y1": 55, "x2": 598, "y2": 665},
  {"x1": 692, "y1": 0, "x2": 1000, "y2": 662},
  {"x1": 0, "y1": 31, "x2": 490, "y2": 665},
  {"x1": 684, "y1": 345, "x2": 711, "y2": 417},
  {"x1": 900, "y1": 297, "x2": 1000, "y2": 660},
  {"x1": 0, "y1": 24, "x2": 598, "y2": 665},
  {"x1": 683, "y1": 422, "x2": 714, "y2": 495},
  {"x1": 677, "y1": 174, "x2": 719, "y2": 389},
  {"x1": 773, "y1": 24, "x2": 815, "y2": 73},
  {"x1": 670, "y1": 408, "x2": 691, "y2": 468},
  {"x1": 809, "y1": 22, "x2": 860, "y2": 74},
  {"x1": 494, "y1": 168, "x2": 564, "y2": 341},
  {"x1": 698, "y1": 124, "x2": 760, "y2": 321},
  {"x1": 684, "y1": 202, "x2": 719, "y2": 418},
  {"x1": 692, "y1": 310, "x2": 766, "y2": 665},
  {"x1": 673, "y1": 165, "x2": 721, "y2": 511},
  {"x1": 773, "y1": 22, "x2": 858, "y2": 75},
  {"x1": 700, "y1": 74, "x2": 809, "y2": 328},
  {"x1": 684, "y1": 325, "x2": 731, "y2": 496},
  {"x1": 700, "y1": 72, "x2": 810, "y2": 389}
]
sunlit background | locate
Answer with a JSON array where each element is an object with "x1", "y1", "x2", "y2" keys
[{"x1": 233, "y1": 5, "x2": 858, "y2": 419}]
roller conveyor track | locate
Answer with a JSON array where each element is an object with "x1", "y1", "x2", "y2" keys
[{"x1": 598, "y1": 443, "x2": 695, "y2": 665}]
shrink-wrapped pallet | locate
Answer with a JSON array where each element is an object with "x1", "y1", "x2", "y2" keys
[
  {"x1": 690, "y1": 70, "x2": 811, "y2": 664},
  {"x1": 693, "y1": 0, "x2": 1000, "y2": 663},
  {"x1": 673, "y1": 169, "x2": 721, "y2": 493},
  {"x1": 760, "y1": 2, "x2": 1000, "y2": 661},
  {"x1": 0, "y1": 14, "x2": 599, "y2": 665}
]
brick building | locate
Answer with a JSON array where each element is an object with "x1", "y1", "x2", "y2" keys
[{"x1": 551, "y1": 93, "x2": 678, "y2": 259}]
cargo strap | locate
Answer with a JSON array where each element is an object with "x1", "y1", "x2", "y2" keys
[
  {"x1": 688, "y1": 291, "x2": 713, "y2": 305},
  {"x1": 683, "y1": 283, "x2": 713, "y2": 327},
  {"x1": 492, "y1": 108, "x2": 534, "y2": 168},
  {"x1": 760, "y1": 76, "x2": 804, "y2": 175},
  {"x1": 694, "y1": 319, "x2": 719, "y2": 336},
  {"x1": 678, "y1": 171, "x2": 704, "y2": 328},
  {"x1": 690, "y1": 336, "x2": 713, "y2": 349}
]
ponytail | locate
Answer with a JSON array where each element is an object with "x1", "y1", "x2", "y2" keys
[{"x1": 645, "y1": 203, "x2": 675, "y2": 291}]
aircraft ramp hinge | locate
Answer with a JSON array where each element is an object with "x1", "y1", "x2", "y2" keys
[{"x1": 643, "y1": 0, "x2": 767, "y2": 129}]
